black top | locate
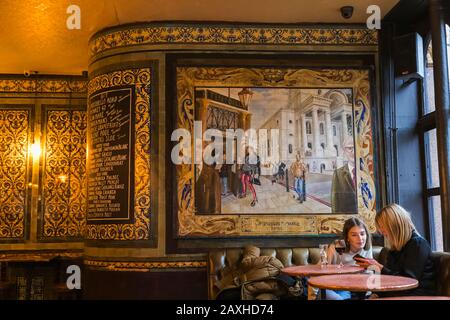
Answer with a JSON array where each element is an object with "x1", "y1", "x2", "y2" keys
[
  {"x1": 380, "y1": 230, "x2": 436, "y2": 296},
  {"x1": 219, "y1": 164, "x2": 230, "y2": 178}
]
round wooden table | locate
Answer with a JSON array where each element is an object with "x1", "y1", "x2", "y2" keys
[
  {"x1": 281, "y1": 264, "x2": 365, "y2": 277},
  {"x1": 371, "y1": 296, "x2": 450, "y2": 300},
  {"x1": 308, "y1": 274, "x2": 419, "y2": 296},
  {"x1": 281, "y1": 265, "x2": 365, "y2": 300}
]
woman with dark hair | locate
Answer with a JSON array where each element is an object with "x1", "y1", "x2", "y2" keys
[
  {"x1": 326, "y1": 217, "x2": 372, "y2": 265},
  {"x1": 355, "y1": 203, "x2": 436, "y2": 297},
  {"x1": 309, "y1": 217, "x2": 372, "y2": 300}
]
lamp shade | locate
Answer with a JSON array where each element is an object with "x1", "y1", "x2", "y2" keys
[{"x1": 238, "y1": 88, "x2": 253, "y2": 109}]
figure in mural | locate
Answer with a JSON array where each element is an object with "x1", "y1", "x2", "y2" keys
[
  {"x1": 278, "y1": 162, "x2": 286, "y2": 181},
  {"x1": 252, "y1": 155, "x2": 261, "y2": 186},
  {"x1": 195, "y1": 161, "x2": 221, "y2": 214},
  {"x1": 218, "y1": 151, "x2": 231, "y2": 196},
  {"x1": 289, "y1": 154, "x2": 307, "y2": 203},
  {"x1": 239, "y1": 147, "x2": 258, "y2": 207},
  {"x1": 331, "y1": 137, "x2": 357, "y2": 213},
  {"x1": 271, "y1": 160, "x2": 279, "y2": 185}
]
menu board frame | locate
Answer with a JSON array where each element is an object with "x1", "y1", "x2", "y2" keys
[{"x1": 87, "y1": 86, "x2": 136, "y2": 225}]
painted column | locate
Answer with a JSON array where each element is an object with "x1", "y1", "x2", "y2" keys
[
  {"x1": 197, "y1": 97, "x2": 209, "y2": 131},
  {"x1": 245, "y1": 113, "x2": 252, "y2": 131},
  {"x1": 301, "y1": 113, "x2": 307, "y2": 152},
  {"x1": 238, "y1": 112, "x2": 246, "y2": 130},
  {"x1": 325, "y1": 110, "x2": 333, "y2": 153},
  {"x1": 312, "y1": 108, "x2": 320, "y2": 156},
  {"x1": 341, "y1": 112, "x2": 349, "y2": 141}
]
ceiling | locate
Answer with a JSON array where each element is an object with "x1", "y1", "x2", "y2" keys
[{"x1": 0, "y1": 0, "x2": 399, "y2": 75}]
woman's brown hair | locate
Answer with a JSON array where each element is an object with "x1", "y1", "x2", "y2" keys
[{"x1": 342, "y1": 217, "x2": 372, "y2": 251}]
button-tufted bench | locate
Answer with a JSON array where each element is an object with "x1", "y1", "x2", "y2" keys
[
  {"x1": 207, "y1": 246, "x2": 384, "y2": 299},
  {"x1": 208, "y1": 246, "x2": 450, "y2": 299},
  {"x1": 431, "y1": 251, "x2": 450, "y2": 296}
]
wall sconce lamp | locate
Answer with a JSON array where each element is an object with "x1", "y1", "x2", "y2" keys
[
  {"x1": 30, "y1": 143, "x2": 41, "y2": 159},
  {"x1": 58, "y1": 175, "x2": 68, "y2": 183}
]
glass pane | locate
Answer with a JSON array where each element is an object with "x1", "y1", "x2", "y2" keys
[
  {"x1": 428, "y1": 195, "x2": 444, "y2": 252},
  {"x1": 424, "y1": 40, "x2": 435, "y2": 115},
  {"x1": 447, "y1": 25, "x2": 450, "y2": 91},
  {"x1": 424, "y1": 129, "x2": 440, "y2": 188}
]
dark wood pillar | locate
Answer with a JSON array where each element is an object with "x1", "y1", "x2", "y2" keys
[{"x1": 430, "y1": 0, "x2": 450, "y2": 251}]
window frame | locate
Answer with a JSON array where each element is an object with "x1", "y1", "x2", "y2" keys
[{"x1": 418, "y1": 34, "x2": 444, "y2": 251}]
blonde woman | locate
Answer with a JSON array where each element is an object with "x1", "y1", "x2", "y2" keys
[{"x1": 355, "y1": 203, "x2": 436, "y2": 296}]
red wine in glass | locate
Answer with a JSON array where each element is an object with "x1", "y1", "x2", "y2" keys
[
  {"x1": 334, "y1": 239, "x2": 346, "y2": 267},
  {"x1": 335, "y1": 246, "x2": 345, "y2": 255}
]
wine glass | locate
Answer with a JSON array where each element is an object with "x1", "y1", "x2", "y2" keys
[{"x1": 334, "y1": 239, "x2": 346, "y2": 268}]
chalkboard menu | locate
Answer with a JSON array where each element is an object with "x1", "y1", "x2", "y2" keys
[{"x1": 87, "y1": 87, "x2": 134, "y2": 224}]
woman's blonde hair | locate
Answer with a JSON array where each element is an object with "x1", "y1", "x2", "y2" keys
[{"x1": 375, "y1": 203, "x2": 416, "y2": 251}]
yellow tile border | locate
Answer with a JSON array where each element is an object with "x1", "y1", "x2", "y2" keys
[
  {"x1": 0, "y1": 79, "x2": 87, "y2": 93},
  {"x1": 84, "y1": 259, "x2": 207, "y2": 271},
  {"x1": 89, "y1": 24, "x2": 378, "y2": 57}
]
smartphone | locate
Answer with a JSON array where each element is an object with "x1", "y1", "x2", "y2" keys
[{"x1": 353, "y1": 254, "x2": 366, "y2": 261}]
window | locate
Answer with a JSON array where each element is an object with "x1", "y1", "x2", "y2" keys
[
  {"x1": 419, "y1": 36, "x2": 445, "y2": 251},
  {"x1": 288, "y1": 144, "x2": 293, "y2": 154},
  {"x1": 424, "y1": 40, "x2": 435, "y2": 115},
  {"x1": 425, "y1": 129, "x2": 440, "y2": 189},
  {"x1": 333, "y1": 125, "x2": 336, "y2": 136},
  {"x1": 320, "y1": 123, "x2": 324, "y2": 135},
  {"x1": 429, "y1": 195, "x2": 444, "y2": 252},
  {"x1": 447, "y1": 24, "x2": 450, "y2": 90},
  {"x1": 334, "y1": 144, "x2": 338, "y2": 156},
  {"x1": 307, "y1": 142, "x2": 312, "y2": 149},
  {"x1": 422, "y1": 125, "x2": 444, "y2": 252},
  {"x1": 306, "y1": 121, "x2": 311, "y2": 134},
  {"x1": 320, "y1": 143, "x2": 325, "y2": 150}
]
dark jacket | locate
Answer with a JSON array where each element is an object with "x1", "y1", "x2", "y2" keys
[
  {"x1": 331, "y1": 164, "x2": 357, "y2": 213},
  {"x1": 380, "y1": 230, "x2": 436, "y2": 296},
  {"x1": 195, "y1": 163, "x2": 221, "y2": 214}
]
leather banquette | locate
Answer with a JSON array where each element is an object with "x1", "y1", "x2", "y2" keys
[
  {"x1": 208, "y1": 246, "x2": 384, "y2": 299},
  {"x1": 208, "y1": 246, "x2": 450, "y2": 299}
]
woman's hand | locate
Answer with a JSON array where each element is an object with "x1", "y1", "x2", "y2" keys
[{"x1": 354, "y1": 257, "x2": 383, "y2": 270}]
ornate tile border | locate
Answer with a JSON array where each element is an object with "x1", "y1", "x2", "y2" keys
[
  {"x1": 84, "y1": 259, "x2": 206, "y2": 272},
  {"x1": 0, "y1": 252, "x2": 82, "y2": 261},
  {"x1": 0, "y1": 79, "x2": 87, "y2": 93},
  {"x1": 89, "y1": 23, "x2": 378, "y2": 57}
]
